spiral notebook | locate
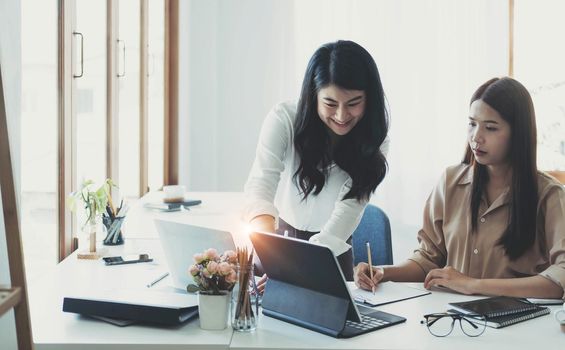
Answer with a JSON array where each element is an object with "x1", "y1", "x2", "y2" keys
[{"x1": 448, "y1": 296, "x2": 549, "y2": 328}]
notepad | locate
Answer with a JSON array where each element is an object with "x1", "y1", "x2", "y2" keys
[
  {"x1": 348, "y1": 281, "x2": 431, "y2": 307},
  {"x1": 448, "y1": 296, "x2": 550, "y2": 328}
]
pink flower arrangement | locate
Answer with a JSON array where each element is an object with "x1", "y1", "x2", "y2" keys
[{"x1": 187, "y1": 248, "x2": 238, "y2": 295}]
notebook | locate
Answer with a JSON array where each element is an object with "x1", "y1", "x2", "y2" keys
[
  {"x1": 449, "y1": 296, "x2": 541, "y2": 317},
  {"x1": 448, "y1": 296, "x2": 550, "y2": 328},
  {"x1": 349, "y1": 281, "x2": 430, "y2": 307}
]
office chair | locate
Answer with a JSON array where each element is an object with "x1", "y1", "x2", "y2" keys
[{"x1": 351, "y1": 204, "x2": 393, "y2": 266}]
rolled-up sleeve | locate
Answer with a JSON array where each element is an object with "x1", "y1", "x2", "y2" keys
[
  {"x1": 538, "y1": 185, "x2": 565, "y2": 299},
  {"x1": 408, "y1": 171, "x2": 448, "y2": 274},
  {"x1": 309, "y1": 178, "x2": 368, "y2": 256},
  {"x1": 242, "y1": 104, "x2": 291, "y2": 224}
]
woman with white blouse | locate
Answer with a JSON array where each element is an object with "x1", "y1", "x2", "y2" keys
[
  {"x1": 356, "y1": 77, "x2": 565, "y2": 299},
  {"x1": 242, "y1": 40, "x2": 390, "y2": 283}
]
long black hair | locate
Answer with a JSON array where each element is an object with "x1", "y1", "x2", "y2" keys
[
  {"x1": 293, "y1": 40, "x2": 389, "y2": 202},
  {"x1": 463, "y1": 77, "x2": 538, "y2": 260}
]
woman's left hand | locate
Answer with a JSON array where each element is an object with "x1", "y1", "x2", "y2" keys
[{"x1": 423, "y1": 266, "x2": 478, "y2": 295}]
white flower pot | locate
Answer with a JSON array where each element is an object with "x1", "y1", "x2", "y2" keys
[{"x1": 198, "y1": 291, "x2": 230, "y2": 330}]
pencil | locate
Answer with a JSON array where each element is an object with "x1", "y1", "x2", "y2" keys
[
  {"x1": 146, "y1": 272, "x2": 169, "y2": 288},
  {"x1": 366, "y1": 241, "x2": 375, "y2": 294}
]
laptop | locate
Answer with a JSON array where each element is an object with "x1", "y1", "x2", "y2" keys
[
  {"x1": 249, "y1": 231, "x2": 406, "y2": 338},
  {"x1": 155, "y1": 220, "x2": 236, "y2": 289}
]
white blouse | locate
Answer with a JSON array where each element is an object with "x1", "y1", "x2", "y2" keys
[{"x1": 242, "y1": 101, "x2": 390, "y2": 256}]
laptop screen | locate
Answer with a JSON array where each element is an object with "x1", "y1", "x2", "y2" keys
[
  {"x1": 155, "y1": 220, "x2": 236, "y2": 288},
  {"x1": 250, "y1": 231, "x2": 362, "y2": 322}
]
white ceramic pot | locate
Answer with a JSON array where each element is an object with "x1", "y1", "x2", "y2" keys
[{"x1": 198, "y1": 291, "x2": 230, "y2": 330}]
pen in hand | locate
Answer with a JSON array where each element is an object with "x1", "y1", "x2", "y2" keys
[{"x1": 366, "y1": 242, "x2": 375, "y2": 295}]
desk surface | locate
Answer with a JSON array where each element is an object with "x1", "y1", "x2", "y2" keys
[
  {"x1": 30, "y1": 239, "x2": 233, "y2": 350},
  {"x1": 30, "y1": 192, "x2": 565, "y2": 349},
  {"x1": 124, "y1": 191, "x2": 246, "y2": 239}
]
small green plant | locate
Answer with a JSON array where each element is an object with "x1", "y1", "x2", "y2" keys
[{"x1": 68, "y1": 178, "x2": 117, "y2": 227}]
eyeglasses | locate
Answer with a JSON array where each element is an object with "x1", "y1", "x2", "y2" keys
[{"x1": 421, "y1": 312, "x2": 487, "y2": 337}]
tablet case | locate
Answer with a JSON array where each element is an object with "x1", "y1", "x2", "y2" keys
[{"x1": 250, "y1": 231, "x2": 406, "y2": 338}]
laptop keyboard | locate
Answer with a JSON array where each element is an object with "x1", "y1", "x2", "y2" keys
[
  {"x1": 345, "y1": 314, "x2": 391, "y2": 331},
  {"x1": 339, "y1": 308, "x2": 406, "y2": 338}
]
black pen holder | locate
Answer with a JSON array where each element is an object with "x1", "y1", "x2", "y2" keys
[{"x1": 102, "y1": 214, "x2": 125, "y2": 246}]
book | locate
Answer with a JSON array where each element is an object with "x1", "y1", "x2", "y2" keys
[
  {"x1": 448, "y1": 296, "x2": 541, "y2": 317},
  {"x1": 448, "y1": 307, "x2": 550, "y2": 329},
  {"x1": 348, "y1": 281, "x2": 431, "y2": 307},
  {"x1": 143, "y1": 199, "x2": 202, "y2": 212},
  {"x1": 63, "y1": 289, "x2": 199, "y2": 326}
]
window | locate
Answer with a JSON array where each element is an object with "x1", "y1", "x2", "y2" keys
[
  {"x1": 21, "y1": 0, "x2": 58, "y2": 280},
  {"x1": 513, "y1": 0, "x2": 565, "y2": 171},
  {"x1": 148, "y1": 0, "x2": 165, "y2": 192},
  {"x1": 21, "y1": 0, "x2": 173, "y2": 272}
]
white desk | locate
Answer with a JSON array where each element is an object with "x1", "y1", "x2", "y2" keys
[
  {"x1": 231, "y1": 287, "x2": 564, "y2": 350},
  {"x1": 30, "y1": 192, "x2": 565, "y2": 349},
  {"x1": 124, "y1": 191, "x2": 247, "y2": 239},
  {"x1": 30, "y1": 239, "x2": 233, "y2": 350}
]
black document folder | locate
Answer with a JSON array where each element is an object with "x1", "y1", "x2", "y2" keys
[
  {"x1": 63, "y1": 290, "x2": 198, "y2": 326},
  {"x1": 250, "y1": 232, "x2": 406, "y2": 338}
]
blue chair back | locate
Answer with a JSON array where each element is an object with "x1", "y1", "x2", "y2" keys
[{"x1": 351, "y1": 204, "x2": 393, "y2": 266}]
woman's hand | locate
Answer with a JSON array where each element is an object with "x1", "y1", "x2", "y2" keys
[
  {"x1": 354, "y1": 262, "x2": 384, "y2": 292},
  {"x1": 424, "y1": 266, "x2": 478, "y2": 295},
  {"x1": 256, "y1": 273, "x2": 268, "y2": 294}
]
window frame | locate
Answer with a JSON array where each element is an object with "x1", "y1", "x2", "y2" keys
[{"x1": 57, "y1": 0, "x2": 177, "y2": 260}]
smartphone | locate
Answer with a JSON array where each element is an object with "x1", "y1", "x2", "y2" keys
[{"x1": 103, "y1": 254, "x2": 153, "y2": 266}]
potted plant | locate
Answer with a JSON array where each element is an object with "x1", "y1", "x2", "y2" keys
[
  {"x1": 187, "y1": 248, "x2": 238, "y2": 330},
  {"x1": 68, "y1": 179, "x2": 117, "y2": 258}
]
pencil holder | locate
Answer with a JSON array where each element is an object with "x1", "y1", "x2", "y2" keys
[
  {"x1": 231, "y1": 263, "x2": 259, "y2": 331},
  {"x1": 102, "y1": 210, "x2": 125, "y2": 245}
]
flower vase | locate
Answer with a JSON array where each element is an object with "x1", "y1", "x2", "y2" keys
[
  {"x1": 231, "y1": 264, "x2": 259, "y2": 331},
  {"x1": 81, "y1": 219, "x2": 98, "y2": 253},
  {"x1": 198, "y1": 291, "x2": 230, "y2": 330},
  {"x1": 77, "y1": 217, "x2": 107, "y2": 259}
]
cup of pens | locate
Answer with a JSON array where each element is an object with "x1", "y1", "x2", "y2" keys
[
  {"x1": 231, "y1": 247, "x2": 259, "y2": 332},
  {"x1": 102, "y1": 200, "x2": 128, "y2": 246}
]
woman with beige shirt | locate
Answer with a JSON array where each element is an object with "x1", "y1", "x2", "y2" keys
[{"x1": 355, "y1": 77, "x2": 565, "y2": 299}]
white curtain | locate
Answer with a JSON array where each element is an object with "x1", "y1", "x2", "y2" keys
[
  {"x1": 291, "y1": 0, "x2": 508, "y2": 259},
  {"x1": 179, "y1": 0, "x2": 509, "y2": 259}
]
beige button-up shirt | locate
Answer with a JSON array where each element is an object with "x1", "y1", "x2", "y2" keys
[{"x1": 409, "y1": 163, "x2": 565, "y2": 297}]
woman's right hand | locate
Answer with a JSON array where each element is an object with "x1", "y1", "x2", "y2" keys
[
  {"x1": 256, "y1": 273, "x2": 268, "y2": 294},
  {"x1": 354, "y1": 262, "x2": 384, "y2": 291}
]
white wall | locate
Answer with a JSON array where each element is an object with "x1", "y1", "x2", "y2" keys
[
  {"x1": 0, "y1": 0, "x2": 22, "y2": 348},
  {"x1": 179, "y1": 0, "x2": 298, "y2": 191},
  {"x1": 178, "y1": 0, "x2": 508, "y2": 261}
]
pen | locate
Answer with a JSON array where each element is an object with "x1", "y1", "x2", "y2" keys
[
  {"x1": 366, "y1": 241, "x2": 375, "y2": 295},
  {"x1": 146, "y1": 272, "x2": 169, "y2": 288}
]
